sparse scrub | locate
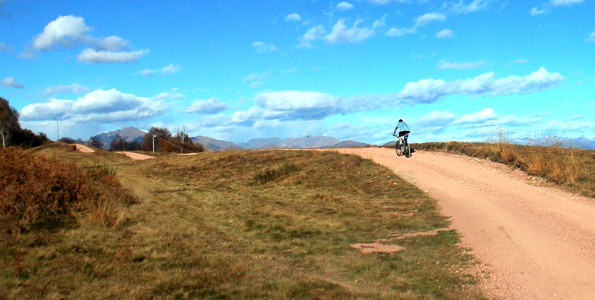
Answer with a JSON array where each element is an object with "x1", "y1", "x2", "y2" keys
[
  {"x1": 253, "y1": 162, "x2": 299, "y2": 184},
  {"x1": 0, "y1": 147, "x2": 135, "y2": 236},
  {"x1": 412, "y1": 141, "x2": 594, "y2": 197}
]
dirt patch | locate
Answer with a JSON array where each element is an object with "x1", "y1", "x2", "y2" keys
[
  {"x1": 350, "y1": 242, "x2": 404, "y2": 254},
  {"x1": 116, "y1": 151, "x2": 155, "y2": 160},
  {"x1": 75, "y1": 144, "x2": 95, "y2": 153}
]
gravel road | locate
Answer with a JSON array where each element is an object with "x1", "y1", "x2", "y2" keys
[{"x1": 335, "y1": 148, "x2": 594, "y2": 299}]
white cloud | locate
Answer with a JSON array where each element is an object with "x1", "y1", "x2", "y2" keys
[
  {"x1": 447, "y1": 0, "x2": 491, "y2": 14},
  {"x1": 436, "y1": 29, "x2": 455, "y2": 38},
  {"x1": 386, "y1": 27, "x2": 417, "y2": 37},
  {"x1": 325, "y1": 19, "x2": 375, "y2": 44},
  {"x1": 453, "y1": 108, "x2": 497, "y2": 124},
  {"x1": 96, "y1": 35, "x2": 128, "y2": 51},
  {"x1": 285, "y1": 13, "x2": 301, "y2": 22},
  {"x1": 551, "y1": 0, "x2": 584, "y2": 6},
  {"x1": 530, "y1": 6, "x2": 549, "y2": 15},
  {"x1": 398, "y1": 67, "x2": 564, "y2": 103},
  {"x1": 438, "y1": 59, "x2": 485, "y2": 70},
  {"x1": 185, "y1": 97, "x2": 229, "y2": 114},
  {"x1": 513, "y1": 58, "x2": 529, "y2": 64},
  {"x1": 43, "y1": 83, "x2": 90, "y2": 95},
  {"x1": 162, "y1": 64, "x2": 182, "y2": 74},
  {"x1": 417, "y1": 110, "x2": 457, "y2": 126},
  {"x1": 336, "y1": 2, "x2": 354, "y2": 11},
  {"x1": 298, "y1": 25, "x2": 326, "y2": 48},
  {"x1": 531, "y1": 0, "x2": 585, "y2": 15},
  {"x1": 587, "y1": 30, "x2": 595, "y2": 42},
  {"x1": 77, "y1": 49, "x2": 149, "y2": 63},
  {"x1": 415, "y1": 13, "x2": 446, "y2": 27},
  {"x1": 255, "y1": 91, "x2": 344, "y2": 120},
  {"x1": 152, "y1": 91, "x2": 185, "y2": 101},
  {"x1": 33, "y1": 15, "x2": 92, "y2": 50},
  {"x1": 1, "y1": 77, "x2": 24, "y2": 89},
  {"x1": 251, "y1": 41, "x2": 277, "y2": 53},
  {"x1": 20, "y1": 89, "x2": 167, "y2": 123}
]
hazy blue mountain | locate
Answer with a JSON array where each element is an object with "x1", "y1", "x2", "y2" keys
[
  {"x1": 92, "y1": 127, "x2": 146, "y2": 150},
  {"x1": 328, "y1": 140, "x2": 370, "y2": 148},
  {"x1": 191, "y1": 136, "x2": 241, "y2": 151}
]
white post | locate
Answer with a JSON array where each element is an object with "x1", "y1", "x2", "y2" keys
[{"x1": 152, "y1": 135, "x2": 156, "y2": 152}]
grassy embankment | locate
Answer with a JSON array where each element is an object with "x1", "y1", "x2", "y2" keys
[
  {"x1": 411, "y1": 141, "x2": 594, "y2": 198},
  {"x1": 1, "y1": 143, "x2": 485, "y2": 299}
]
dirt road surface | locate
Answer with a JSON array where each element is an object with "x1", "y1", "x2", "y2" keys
[{"x1": 333, "y1": 148, "x2": 594, "y2": 299}]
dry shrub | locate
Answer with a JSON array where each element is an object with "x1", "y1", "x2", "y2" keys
[{"x1": 0, "y1": 147, "x2": 135, "y2": 235}]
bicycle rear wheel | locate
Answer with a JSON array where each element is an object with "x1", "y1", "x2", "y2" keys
[
  {"x1": 395, "y1": 141, "x2": 402, "y2": 156},
  {"x1": 404, "y1": 142, "x2": 412, "y2": 158}
]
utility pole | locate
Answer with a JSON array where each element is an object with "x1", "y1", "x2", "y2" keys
[
  {"x1": 56, "y1": 121, "x2": 60, "y2": 141},
  {"x1": 152, "y1": 135, "x2": 156, "y2": 152}
]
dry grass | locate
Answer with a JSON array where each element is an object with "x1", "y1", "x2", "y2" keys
[
  {"x1": 1, "y1": 146, "x2": 486, "y2": 299},
  {"x1": 412, "y1": 141, "x2": 594, "y2": 197}
]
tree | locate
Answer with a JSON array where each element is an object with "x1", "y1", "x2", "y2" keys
[
  {"x1": 88, "y1": 136, "x2": 104, "y2": 149},
  {"x1": 0, "y1": 97, "x2": 20, "y2": 148},
  {"x1": 140, "y1": 127, "x2": 172, "y2": 152},
  {"x1": 109, "y1": 134, "x2": 127, "y2": 151}
]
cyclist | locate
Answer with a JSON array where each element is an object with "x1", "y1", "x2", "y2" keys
[{"x1": 392, "y1": 119, "x2": 410, "y2": 149}]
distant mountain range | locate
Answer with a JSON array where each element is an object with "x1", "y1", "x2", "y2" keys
[
  {"x1": 90, "y1": 127, "x2": 370, "y2": 151},
  {"x1": 93, "y1": 126, "x2": 146, "y2": 150},
  {"x1": 90, "y1": 127, "x2": 594, "y2": 151}
]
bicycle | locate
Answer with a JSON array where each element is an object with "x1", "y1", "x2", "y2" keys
[{"x1": 393, "y1": 133, "x2": 412, "y2": 158}]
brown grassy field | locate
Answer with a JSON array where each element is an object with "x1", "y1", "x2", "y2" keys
[
  {"x1": 1, "y1": 143, "x2": 485, "y2": 299},
  {"x1": 411, "y1": 141, "x2": 594, "y2": 198}
]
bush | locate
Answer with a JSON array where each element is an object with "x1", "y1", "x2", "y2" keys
[{"x1": 0, "y1": 147, "x2": 135, "y2": 235}]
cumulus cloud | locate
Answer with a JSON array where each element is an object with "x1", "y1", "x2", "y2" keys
[
  {"x1": 185, "y1": 97, "x2": 229, "y2": 114},
  {"x1": 325, "y1": 19, "x2": 375, "y2": 43},
  {"x1": 438, "y1": 59, "x2": 485, "y2": 70},
  {"x1": 417, "y1": 110, "x2": 457, "y2": 126},
  {"x1": 26, "y1": 15, "x2": 148, "y2": 63},
  {"x1": 415, "y1": 13, "x2": 446, "y2": 27},
  {"x1": 386, "y1": 27, "x2": 417, "y2": 37},
  {"x1": 447, "y1": 0, "x2": 492, "y2": 14},
  {"x1": 96, "y1": 35, "x2": 128, "y2": 51},
  {"x1": 43, "y1": 83, "x2": 90, "y2": 96},
  {"x1": 531, "y1": 0, "x2": 585, "y2": 15},
  {"x1": 251, "y1": 41, "x2": 277, "y2": 53},
  {"x1": 1, "y1": 77, "x2": 24, "y2": 89},
  {"x1": 436, "y1": 29, "x2": 455, "y2": 38},
  {"x1": 285, "y1": 13, "x2": 301, "y2": 22},
  {"x1": 453, "y1": 108, "x2": 497, "y2": 124},
  {"x1": 398, "y1": 67, "x2": 564, "y2": 103},
  {"x1": 336, "y1": 2, "x2": 354, "y2": 11},
  {"x1": 298, "y1": 25, "x2": 326, "y2": 48},
  {"x1": 78, "y1": 49, "x2": 149, "y2": 63},
  {"x1": 138, "y1": 64, "x2": 182, "y2": 76},
  {"x1": 256, "y1": 91, "x2": 344, "y2": 120},
  {"x1": 152, "y1": 91, "x2": 185, "y2": 101},
  {"x1": 33, "y1": 15, "x2": 92, "y2": 50},
  {"x1": 20, "y1": 89, "x2": 167, "y2": 123}
]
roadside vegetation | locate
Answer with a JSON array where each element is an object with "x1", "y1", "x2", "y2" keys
[
  {"x1": 1, "y1": 145, "x2": 485, "y2": 299},
  {"x1": 412, "y1": 141, "x2": 594, "y2": 197}
]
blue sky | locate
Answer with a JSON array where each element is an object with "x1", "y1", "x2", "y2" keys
[{"x1": 1, "y1": 0, "x2": 594, "y2": 144}]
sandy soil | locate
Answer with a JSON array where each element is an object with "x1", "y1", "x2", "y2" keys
[
  {"x1": 115, "y1": 151, "x2": 155, "y2": 160},
  {"x1": 74, "y1": 144, "x2": 95, "y2": 153},
  {"x1": 332, "y1": 147, "x2": 594, "y2": 299}
]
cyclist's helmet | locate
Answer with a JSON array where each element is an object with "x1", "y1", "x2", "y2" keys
[{"x1": 398, "y1": 119, "x2": 403, "y2": 122}]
